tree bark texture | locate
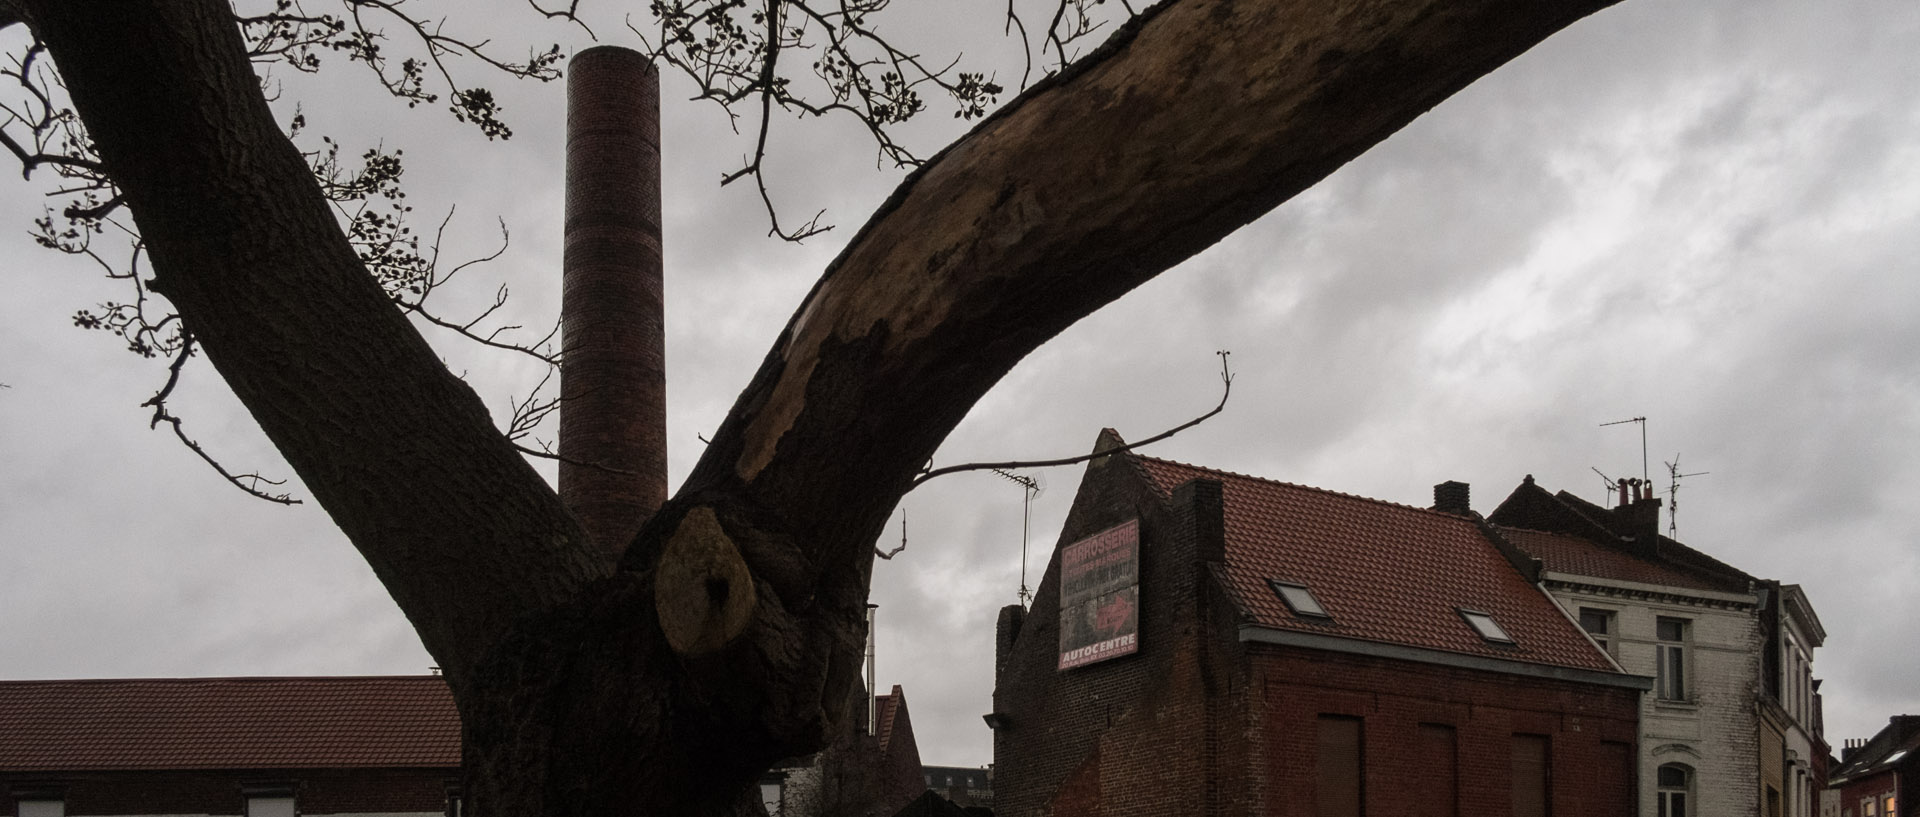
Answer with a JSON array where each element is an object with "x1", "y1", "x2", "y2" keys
[{"x1": 27, "y1": 0, "x2": 1620, "y2": 813}]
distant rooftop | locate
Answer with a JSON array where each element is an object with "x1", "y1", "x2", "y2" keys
[{"x1": 0, "y1": 675, "x2": 459, "y2": 772}]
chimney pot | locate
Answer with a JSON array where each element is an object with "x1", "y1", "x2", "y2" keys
[{"x1": 1433, "y1": 481, "x2": 1472, "y2": 515}]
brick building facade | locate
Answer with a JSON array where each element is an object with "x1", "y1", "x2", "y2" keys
[{"x1": 990, "y1": 431, "x2": 1645, "y2": 817}]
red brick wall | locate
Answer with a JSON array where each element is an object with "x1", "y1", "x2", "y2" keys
[
  {"x1": 1835, "y1": 769, "x2": 1898, "y2": 817},
  {"x1": 1250, "y1": 646, "x2": 1640, "y2": 817},
  {"x1": 992, "y1": 441, "x2": 1248, "y2": 817}
]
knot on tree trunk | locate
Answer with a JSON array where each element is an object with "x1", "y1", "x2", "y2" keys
[{"x1": 655, "y1": 505, "x2": 759, "y2": 655}]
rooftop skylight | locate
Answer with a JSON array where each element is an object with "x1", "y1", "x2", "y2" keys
[
  {"x1": 1268, "y1": 580, "x2": 1330, "y2": 619},
  {"x1": 1458, "y1": 609, "x2": 1515, "y2": 644}
]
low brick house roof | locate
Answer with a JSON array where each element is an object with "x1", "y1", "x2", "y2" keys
[
  {"x1": 1487, "y1": 476, "x2": 1753, "y2": 594},
  {"x1": 1497, "y1": 527, "x2": 1729, "y2": 591},
  {"x1": 1136, "y1": 456, "x2": 1617, "y2": 674},
  {"x1": 0, "y1": 676, "x2": 459, "y2": 772},
  {"x1": 874, "y1": 685, "x2": 910, "y2": 756},
  {"x1": 1831, "y1": 715, "x2": 1920, "y2": 785}
]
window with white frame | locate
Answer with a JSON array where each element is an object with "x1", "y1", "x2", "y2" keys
[
  {"x1": 245, "y1": 787, "x2": 296, "y2": 817},
  {"x1": 16, "y1": 798, "x2": 63, "y2": 817},
  {"x1": 1578, "y1": 608, "x2": 1614, "y2": 654},
  {"x1": 1657, "y1": 763, "x2": 1692, "y2": 817},
  {"x1": 1656, "y1": 617, "x2": 1689, "y2": 701}
]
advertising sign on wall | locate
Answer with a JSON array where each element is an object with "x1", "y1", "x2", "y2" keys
[{"x1": 1058, "y1": 519, "x2": 1140, "y2": 670}]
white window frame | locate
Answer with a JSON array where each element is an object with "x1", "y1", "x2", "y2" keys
[
  {"x1": 1656, "y1": 617, "x2": 1689, "y2": 701},
  {"x1": 1578, "y1": 607, "x2": 1615, "y2": 654},
  {"x1": 243, "y1": 784, "x2": 297, "y2": 817},
  {"x1": 16, "y1": 799, "x2": 64, "y2": 817},
  {"x1": 1657, "y1": 763, "x2": 1692, "y2": 817}
]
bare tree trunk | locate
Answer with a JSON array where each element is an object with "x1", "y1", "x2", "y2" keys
[{"x1": 25, "y1": 0, "x2": 1620, "y2": 814}]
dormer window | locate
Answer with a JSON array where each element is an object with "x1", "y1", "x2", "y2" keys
[
  {"x1": 1458, "y1": 609, "x2": 1515, "y2": 644},
  {"x1": 1268, "y1": 580, "x2": 1330, "y2": 619}
]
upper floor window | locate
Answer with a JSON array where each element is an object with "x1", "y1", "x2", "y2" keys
[
  {"x1": 1316, "y1": 715, "x2": 1363, "y2": 817},
  {"x1": 1656, "y1": 617, "x2": 1689, "y2": 701},
  {"x1": 246, "y1": 795, "x2": 296, "y2": 817},
  {"x1": 1578, "y1": 608, "x2": 1614, "y2": 653},
  {"x1": 1511, "y1": 734, "x2": 1551, "y2": 817},
  {"x1": 1657, "y1": 763, "x2": 1692, "y2": 817},
  {"x1": 15, "y1": 799, "x2": 63, "y2": 817}
]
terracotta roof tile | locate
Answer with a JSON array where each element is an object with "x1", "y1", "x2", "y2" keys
[
  {"x1": 1136, "y1": 457, "x2": 1615, "y2": 674},
  {"x1": 1497, "y1": 527, "x2": 1728, "y2": 592},
  {"x1": 0, "y1": 676, "x2": 459, "y2": 772},
  {"x1": 874, "y1": 686, "x2": 903, "y2": 753}
]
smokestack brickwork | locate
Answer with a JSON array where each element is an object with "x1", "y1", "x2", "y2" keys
[{"x1": 560, "y1": 46, "x2": 667, "y2": 555}]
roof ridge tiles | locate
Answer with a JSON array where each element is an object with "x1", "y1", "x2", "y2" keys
[{"x1": 1135, "y1": 454, "x2": 1463, "y2": 518}]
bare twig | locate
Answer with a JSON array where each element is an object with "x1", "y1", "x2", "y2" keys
[
  {"x1": 632, "y1": 0, "x2": 1006, "y2": 241},
  {"x1": 143, "y1": 337, "x2": 300, "y2": 504},
  {"x1": 911, "y1": 351, "x2": 1233, "y2": 489}
]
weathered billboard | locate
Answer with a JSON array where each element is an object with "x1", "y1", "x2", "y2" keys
[{"x1": 1057, "y1": 519, "x2": 1140, "y2": 670}]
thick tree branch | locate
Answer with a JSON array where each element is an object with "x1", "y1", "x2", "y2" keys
[
  {"x1": 673, "y1": 0, "x2": 1624, "y2": 633},
  {"x1": 26, "y1": 0, "x2": 602, "y2": 679}
]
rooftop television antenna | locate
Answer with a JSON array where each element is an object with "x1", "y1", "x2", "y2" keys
[
  {"x1": 993, "y1": 468, "x2": 1043, "y2": 608},
  {"x1": 1664, "y1": 455, "x2": 1709, "y2": 539},
  {"x1": 1589, "y1": 466, "x2": 1619, "y2": 501},
  {"x1": 1600, "y1": 416, "x2": 1649, "y2": 485}
]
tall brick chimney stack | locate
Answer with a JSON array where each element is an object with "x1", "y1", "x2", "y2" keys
[{"x1": 559, "y1": 46, "x2": 666, "y2": 555}]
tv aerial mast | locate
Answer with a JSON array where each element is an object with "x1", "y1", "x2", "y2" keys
[
  {"x1": 1664, "y1": 455, "x2": 1709, "y2": 539},
  {"x1": 1599, "y1": 416, "x2": 1649, "y2": 486},
  {"x1": 993, "y1": 468, "x2": 1043, "y2": 608}
]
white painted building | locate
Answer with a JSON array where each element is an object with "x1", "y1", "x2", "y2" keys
[{"x1": 1485, "y1": 476, "x2": 1826, "y2": 817}]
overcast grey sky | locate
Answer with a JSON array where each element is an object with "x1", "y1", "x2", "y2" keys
[{"x1": 4, "y1": 0, "x2": 1918, "y2": 769}]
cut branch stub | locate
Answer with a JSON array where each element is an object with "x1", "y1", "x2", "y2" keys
[{"x1": 654, "y1": 506, "x2": 758, "y2": 655}]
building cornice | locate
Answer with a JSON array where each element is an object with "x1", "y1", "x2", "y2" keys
[{"x1": 1541, "y1": 572, "x2": 1757, "y2": 609}]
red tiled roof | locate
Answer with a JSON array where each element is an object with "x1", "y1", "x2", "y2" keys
[
  {"x1": 1136, "y1": 457, "x2": 1615, "y2": 673},
  {"x1": 0, "y1": 676, "x2": 460, "y2": 772},
  {"x1": 875, "y1": 685, "x2": 905, "y2": 754},
  {"x1": 1497, "y1": 527, "x2": 1728, "y2": 592}
]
